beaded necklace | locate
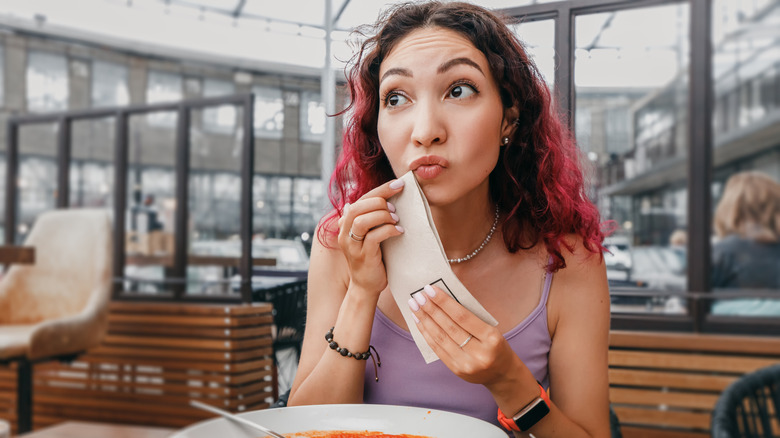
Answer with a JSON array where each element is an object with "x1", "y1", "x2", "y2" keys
[{"x1": 447, "y1": 206, "x2": 500, "y2": 264}]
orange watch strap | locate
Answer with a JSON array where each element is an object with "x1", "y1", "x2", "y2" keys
[{"x1": 497, "y1": 381, "x2": 548, "y2": 432}]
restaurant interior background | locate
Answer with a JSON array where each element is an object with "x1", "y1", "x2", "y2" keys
[{"x1": 0, "y1": 0, "x2": 779, "y2": 436}]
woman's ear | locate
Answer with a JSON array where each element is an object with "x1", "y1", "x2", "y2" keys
[{"x1": 501, "y1": 106, "x2": 520, "y2": 138}]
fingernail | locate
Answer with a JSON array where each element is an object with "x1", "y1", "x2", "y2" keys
[
  {"x1": 413, "y1": 292, "x2": 427, "y2": 306},
  {"x1": 423, "y1": 284, "x2": 436, "y2": 298},
  {"x1": 344, "y1": 202, "x2": 350, "y2": 211},
  {"x1": 395, "y1": 225, "x2": 404, "y2": 233},
  {"x1": 390, "y1": 212, "x2": 399, "y2": 222},
  {"x1": 387, "y1": 201, "x2": 396, "y2": 212},
  {"x1": 408, "y1": 297, "x2": 419, "y2": 312},
  {"x1": 390, "y1": 179, "x2": 405, "y2": 189},
  {"x1": 411, "y1": 312, "x2": 420, "y2": 324}
]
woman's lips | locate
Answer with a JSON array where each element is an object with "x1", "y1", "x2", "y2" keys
[
  {"x1": 414, "y1": 164, "x2": 444, "y2": 180},
  {"x1": 410, "y1": 156, "x2": 448, "y2": 180}
]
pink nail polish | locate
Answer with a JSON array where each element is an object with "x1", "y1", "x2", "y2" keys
[
  {"x1": 387, "y1": 201, "x2": 396, "y2": 213},
  {"x1": 390, "y1": 212, "x2": 399, "y2": 222},
  {"x1": 423, "y1": 284, "x2": 436, "y2": 298},
  {"x1": 408, "y1": 297, "x2": 419, "y2": 312},
  {"x1": 413, "y1": 292, "x2": 426, "y2": 306},
  {"x1": 395, "y1": 225, "x2": 405, "y2": 233},
  {"x1": 390, "y1": 179, "x2": 405, "y2": 189}
]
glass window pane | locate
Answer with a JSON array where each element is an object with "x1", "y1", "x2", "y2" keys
[
  {"x1": 508, "y1": 19, "x2": 555, "y2": 87},
  {"x1": 253, "y1": 85, "x2": 284, "y2": 139},
  {"x1": 122, "y1": 113, "x2": 178, "y2": 296},
  {"x1": 709, "y1": 0, "x2": 780, "y2": 318},
  {"x1": 27, "y1": 51, "x2": 68, "y2": 112},
  {"x1": 300, "y1": 90, "x2": 325, "y2": 142},
  {"x1": 16, "y1": 122, "x2": 59, "y2": 243},
  {"x1": 576, "y1": 4, "x2": 691, "y2": 315},
  {"x1": 187, "y1": 103, "x2": 245, "y2": 297},
  {"x1": 146, "y1": 70, "x2": 182, "y2": 127},
  {"x1": 92, "y1": 61, "x2": 129, "y2": 107},
  {"x1": 203, "y1": 78, "x2": 236, "y2": 133},
  {"x1": 69, "y1": 117, "x2": 116, "y2": 208},
  {"x1": 0, "y1": 45, "x2": 4, "y2": 107}
]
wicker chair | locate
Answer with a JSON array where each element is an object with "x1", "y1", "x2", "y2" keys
[
  {"x1": 255, "y1": 279, "x2": 307, "y2": 399},
  {"x1": 711, "y1": 363, "x2": 780, "y2": 438},
  {"x1": 610, "y1": 406, "x2": 623, "y2": 438}
]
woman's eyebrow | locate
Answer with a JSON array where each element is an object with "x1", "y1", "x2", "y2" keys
[
  {"x1": 438, "y1": 57, "x2": 484, "y2": 76},
  {"x1": 380, "y1": 67, "x2": 412, "y2": 84}
]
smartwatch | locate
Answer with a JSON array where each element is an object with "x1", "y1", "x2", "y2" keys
[{"x1": 497, "y1": 381, "x2": 550, "y2": 432}]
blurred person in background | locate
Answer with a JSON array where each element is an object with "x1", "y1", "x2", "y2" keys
[{"x1": 711, "y1": 171, "x2": 780, "y2": 316}]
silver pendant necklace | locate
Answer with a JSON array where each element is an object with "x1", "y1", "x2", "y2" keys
[{"x1": 447, "y1": 205, "x2": 500, "y2": 264}]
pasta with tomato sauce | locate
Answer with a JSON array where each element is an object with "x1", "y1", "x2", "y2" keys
[{"x1": 282, "y1": 432, "x2": 432, "y2": 438}]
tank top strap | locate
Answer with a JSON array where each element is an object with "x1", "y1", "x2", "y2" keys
[{"x1": 540, "y1": 255, "x2": 554, "y2": 305}]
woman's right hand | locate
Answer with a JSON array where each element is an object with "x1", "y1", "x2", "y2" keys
[{"x1": 337, "y1": 178, "x2": 405, "y2": 297}]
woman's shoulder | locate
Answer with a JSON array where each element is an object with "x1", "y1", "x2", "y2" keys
[
  {"x1": 547, "y1": 234, "x2": 609, "y2": 335},
  {"x1": 557, "y1": 233, "x2": 606, "y2": 273},
  {"x1": 547, "y1": 234, "x2": 607, "y2": 303}
]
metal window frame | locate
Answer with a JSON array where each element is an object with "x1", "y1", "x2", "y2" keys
[
  {"x1": 502, "y1": 0, "x2": 779, "y2": 334},
  {"x1": 6, "y1": 93, "x2": 257, "y2": 303}
]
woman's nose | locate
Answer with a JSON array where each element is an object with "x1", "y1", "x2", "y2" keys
[{"x1": 411, "y1": 102, "x2": 446, "y2": 147}]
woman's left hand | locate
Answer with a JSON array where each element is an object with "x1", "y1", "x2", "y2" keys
[{"x1": 408, "y1": 284, "x2": 519, "y2": 388}]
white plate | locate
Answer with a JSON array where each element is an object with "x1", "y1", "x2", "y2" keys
[{"x1": 173, "y1": 404, "x2": 507, "y2": 438}]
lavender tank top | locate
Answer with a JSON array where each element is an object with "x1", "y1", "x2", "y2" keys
[{"x1": 363, "y1": 271, "x2": 553, "y2": 429}]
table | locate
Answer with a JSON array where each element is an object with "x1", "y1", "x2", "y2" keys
[
  {"x1": 125, "y1": 254, "x2": 276, "y2": 267},
  {"x1": 18, "y1": 421, "x2": 174, "y2": 438},
  {"x1": 0, "y1": 245, "x2": 35, "y2": 264}
]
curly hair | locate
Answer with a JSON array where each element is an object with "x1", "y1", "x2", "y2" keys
[{"x1": 319, "y1": 1, "x2": 607, "y2": 271}]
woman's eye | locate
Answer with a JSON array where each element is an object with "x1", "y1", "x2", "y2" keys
[
  {"x1": 386, "y1": 93, "x2": 409, "y2": 107},
  {"x1": 448, "y1": 84, "x2": 476, "y2": 99}
]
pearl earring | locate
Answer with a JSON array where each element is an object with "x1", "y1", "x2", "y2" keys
[{"x1": 501, "y1": 137, "x2": 510, "y2": 146}]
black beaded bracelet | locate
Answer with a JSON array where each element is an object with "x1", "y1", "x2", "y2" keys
[{"x1": 325, "y1": 326, "x2": 381, "y2": 382}]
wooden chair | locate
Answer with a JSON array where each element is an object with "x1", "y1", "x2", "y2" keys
[
  {"x1": 0, "y1": 209, "x2": 113, "y2": 433},
  {"x1": 711, "y1": 363, "x2": 780, "y2": 438}
]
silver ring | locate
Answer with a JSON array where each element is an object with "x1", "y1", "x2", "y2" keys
[
  {"x1": 349, "y1": 230, "x2": 365, "y2": 242},
  {"x1": 458, "y1": 335, "x2": 473, "y2": 348}
]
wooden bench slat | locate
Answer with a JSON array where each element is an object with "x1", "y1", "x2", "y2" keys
[
  {"x1": 36, "y1": 372, "x2": 273, "y2": 396},
  {"x1": 108, "y1": 323, "x2": 271, "y2": 339},
  {"x1": 109, "y1": 301, "x2": 272, "y2": 316},
  {"x1": 609, "y1": 368, "x2": 736, "y2": 391},
  {"x1": 609, "y1": 350, "x2": 777, "y2": 374},
  {"x1": 108, "y1": 313, "x2": 273, "y2": 327},
  {"x1": 610, "y1": 330, "x2": 780, "y2": 355},
  {"x1": 34, "y1": 388, "x2": 273, "y2": 411},
  {"x1": 620, "y1": 425, "x2": 709, "y2": 438},
  {"x1": 89, "y1": 345, "x2": 273, "y2": 362},
  {"x1": 614, "y1": 406, "x2": 711, "y2": 430},
  {"x1": 103, "y1": 334, "x2": 272, "y2": 350},
  {"x1": 36, "y1": 362, "x2": 270, "y2": 385},
  {"x1": 610, "y1": 387, "x2": 719, "y2": 410},
  {"x1": 52, "y1": 355, "x2": 272, "y2": 373}
]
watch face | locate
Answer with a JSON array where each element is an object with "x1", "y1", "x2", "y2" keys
[{"x1": 515, "y1": 397, "x2": 551, "y2": 431}]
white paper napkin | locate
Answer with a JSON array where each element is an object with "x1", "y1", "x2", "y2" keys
[{"x1": 381, "y1": 171, "x2": 498, "y2": 363}]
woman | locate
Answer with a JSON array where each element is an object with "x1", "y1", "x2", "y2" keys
[
  {"x1": 288, "y1": 2, "x2": 611, "y2": 437},
  {"x1": 711, "y1": 171, "x2": 780, "y2": 315}
]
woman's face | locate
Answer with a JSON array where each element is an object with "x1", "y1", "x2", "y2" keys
[{"x1": 377, "y1": 26, "x2": 512, "y2": 206}]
